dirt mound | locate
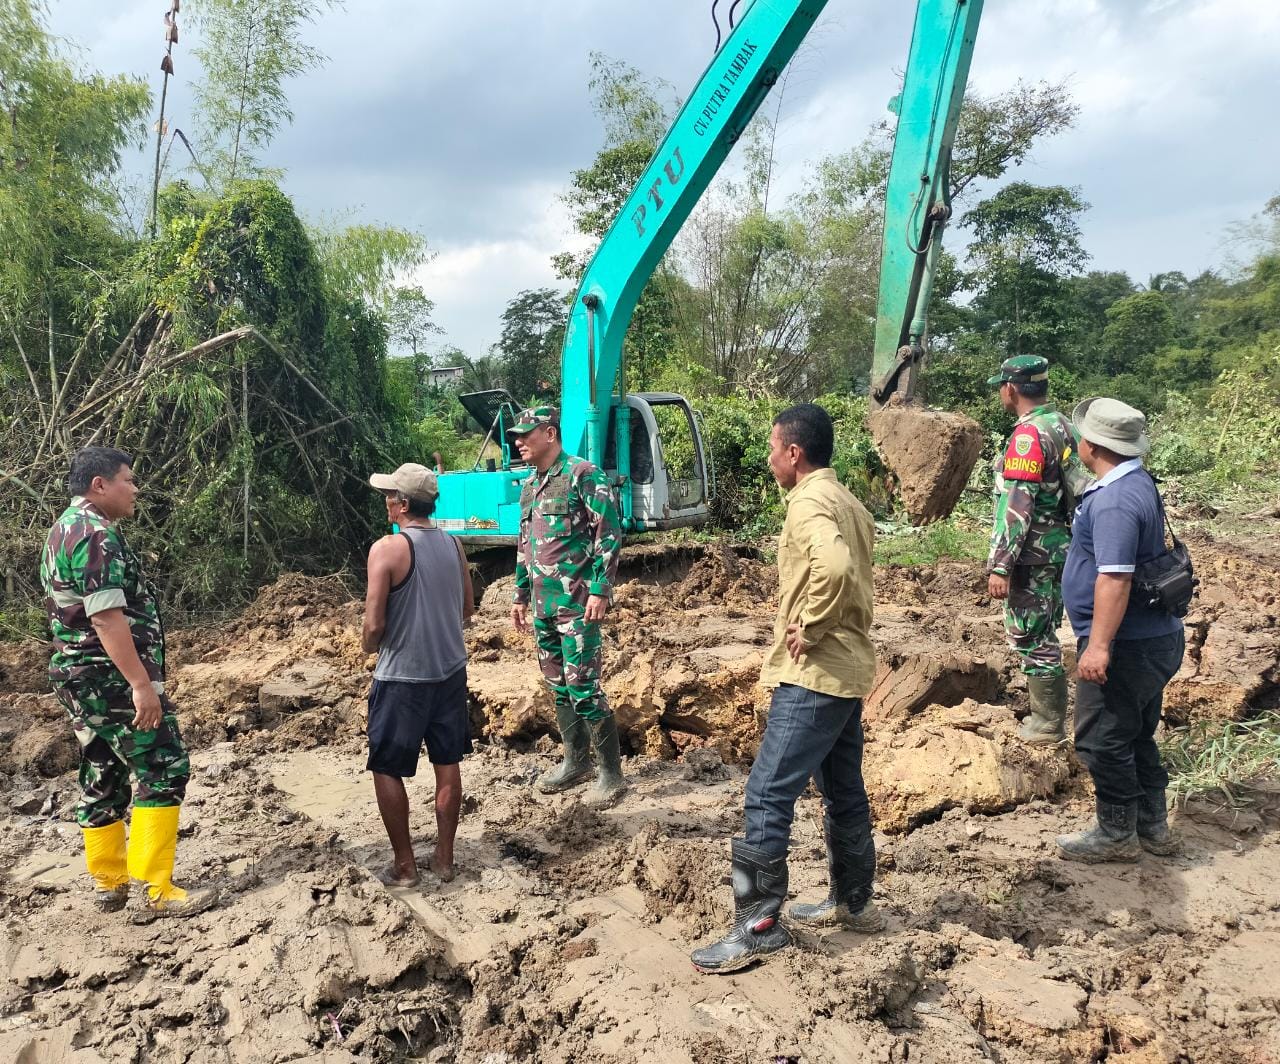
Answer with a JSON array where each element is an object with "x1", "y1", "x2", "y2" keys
[
  {"x1": 0, "y1": 692, "x2": 76, "y2": 783},
  {"x1": 870, "y1": 400, "x2": 984, "y2": 524},
  {"x1": 1164, "y1": 532, "x2": 1280, "y2": 722},
  {"x1": 864, "y1": 701, "x2": 1073, "y2": 832},
  {"x1": 0, "y1": 639, "x2": 47, "y2": 695}
]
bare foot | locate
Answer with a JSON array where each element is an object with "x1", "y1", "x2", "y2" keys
[
  {"x1": 378, "y1": 862, "x2": 419, "y2": 887},
  {"x1": 428, "y1": 853, "x2": 455, "y2": 883}
]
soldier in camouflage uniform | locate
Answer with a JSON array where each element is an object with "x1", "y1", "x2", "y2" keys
[
  {"x1": 986, "y1": 356, "x2": 1091, "y2": 744},
  {"x1": 41, "y1": 447, "x2": 216, "y2": 916},
  {"x1": 507, "y1": 407, "x2": 626, "y2": 807}
]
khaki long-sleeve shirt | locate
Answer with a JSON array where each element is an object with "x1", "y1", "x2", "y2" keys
[{"x1": 760, "y1": 468, "x2": 877, "y2": 699}]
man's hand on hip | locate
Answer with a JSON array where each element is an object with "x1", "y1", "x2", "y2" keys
[
  {"x1": 1077, "y1": 642, "x2": 1110, "y2": 684},
  {"x1": 584, "y1": 594, "x2": 609, "y2": 623},
  {"x1": 785, "y1": 623, "x2": 810, "y2": 662},
  {"x1": 131, "y1": 684, "x2": 163, "y2": 731},
  {"x1": 511, "y1": 603, "x2": 530, "y2": 634},
  {"x1": 988, "y1": 573, "x2": 1010, "y2": 600}
]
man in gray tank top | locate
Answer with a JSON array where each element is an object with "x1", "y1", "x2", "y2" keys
[{"x1": 363, "y1": 463, "x2": 474, "y2": 887}]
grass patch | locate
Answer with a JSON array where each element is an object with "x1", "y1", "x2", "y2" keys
[
  {"x1": 874, "y1": 514, "x2": 988, "y2": 567},
  {"x1": 0, "y1": 605, "x2": 46, "y2": 643},
  {"x1": 1161, "y1": 713, "x2": 1280, "y2": 806}
]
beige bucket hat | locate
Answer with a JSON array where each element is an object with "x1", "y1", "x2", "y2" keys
[{"x1": 1072, "y1": 397, "x2": 1150, "y2": 457}]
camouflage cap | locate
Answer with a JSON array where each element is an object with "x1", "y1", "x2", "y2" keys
[
  {"x1": 369, "y1": 462, "x2": 438, "y2": 502},
  {"x1": 508, "y1": 405, "x2": 559, "y2": 436},
  {"x1": 987, "y1": 355, "x2": 1050, "y2": 388}
]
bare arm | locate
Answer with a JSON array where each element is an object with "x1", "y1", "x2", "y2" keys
[
  {"x1": 453, "y1": 536, "x2": 475, "y2": 623},
  {"x1": 90, "y1": 608, "x2": 162, "y2": 729},
  {"x1": 362, "y1": 538, "x2": 397, "y2": 654},
  {"x1": 1077, "y1": 573, "x2": 1133, "y2": 684}
]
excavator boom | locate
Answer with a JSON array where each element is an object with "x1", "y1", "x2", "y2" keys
[
  {"x1": 868, "y1": 0, "x2": 986, "y2": 523},
  {"x1": 561, "y1": 0, "x2": 830, "y2": 465}
]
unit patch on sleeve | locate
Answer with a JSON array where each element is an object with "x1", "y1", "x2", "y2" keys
[{"x1": 1003, "y1": 426, "x2": 1045, "y2": 482}]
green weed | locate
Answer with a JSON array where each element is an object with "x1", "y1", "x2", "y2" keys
[
  {"x1": 874, "y1": 515, "x2": 988, "y2": 567},
  {"x1": 1161, "y1": 713, "x2": 1280, "y2": 806}
]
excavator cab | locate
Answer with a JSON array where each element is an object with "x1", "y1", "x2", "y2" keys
[{"x1": 434, "y1": 390, "x2": 712, "y2": 544}]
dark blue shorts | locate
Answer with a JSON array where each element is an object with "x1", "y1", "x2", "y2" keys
[{"x1": 366, "y1": 667, "x2": 471, "y2": 777}]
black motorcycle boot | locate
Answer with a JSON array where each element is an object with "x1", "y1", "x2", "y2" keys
[
  {"x1": 1136, "y1": 789, "x2": 1179, "y2": 855},
  {"x1": 691, "y1": 839, "x2": 791, "y2": 974},
  {"x1": 788, "y1": 820, "x2": 883, "y2": 931},
  {"x1": 535, "y1": 702, "x2": 593, "y2": 794},
  {"x1": 1056, "y1": 799, "x2": 1141, "y2": 863},
  {"x1": 583, "y1": 713, "x2": 627, "y2": 808},
  {"x1": 1019, "y1": 672, "x2": 1069, "y2": 745}
]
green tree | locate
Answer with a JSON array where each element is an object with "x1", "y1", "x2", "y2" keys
[
  {"x1": 1101, "y1": 290, "x2": 1175, "y2": 374},
  {"x1": 963, "y1": 182, "x2": 1090, "y2": 358},
  {"x1": 188, "y1": 0, "x2": 337, "y2": 186},
  {"x1": 496, "y1": 288, "x2": 565, "y2": 404},
  {"x1": 0, "y1": 0, "x2": 150, "y2": 452},
  {"x1": 386, "y1": 284, "x2": 440, "y2": 408}
]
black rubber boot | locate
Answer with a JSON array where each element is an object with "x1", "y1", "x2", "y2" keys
[
  {"x1": 1136, "y1": 789, "x2": 1179, "y2": 855},
  {"x1": 788, "y1": 819, "x2": 884, "y2": 931},
  {"x1": 583, "y1": 714, "x2": 627, "y2": 808},
  {"x1": 1019, "y1": 672, "x2": 1068, "y2": 745},
  {"x1": 1056, "y1": 799, "x2": 1141, "y2": 863},
  {"x1": 691, "y1": 839, "x2": 791, "y2": 974},
  {"x1": 535, "y1": 702, "x2": 593, "y2": 794}
]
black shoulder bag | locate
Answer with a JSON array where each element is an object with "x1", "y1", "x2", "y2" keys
[{"x1": 1132, "y1": 473, "x2": 1198, "y2": 618}]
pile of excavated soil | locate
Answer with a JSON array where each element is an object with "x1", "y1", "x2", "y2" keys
[{"x1": 1, "y1": 527, "x2": 1278, "y2": 1061}]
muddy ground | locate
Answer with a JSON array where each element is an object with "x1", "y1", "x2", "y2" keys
[{"x1": 0, "y1": 521, "x2": 1278, "y2": 1063}]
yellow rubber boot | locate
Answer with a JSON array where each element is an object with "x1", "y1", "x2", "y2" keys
[
  {"x1": 127, "y1": 805, "x2": 218, "y2": 917},
  {"x1": 83, "y1": 821, "x2": 129, "y2": 913}
]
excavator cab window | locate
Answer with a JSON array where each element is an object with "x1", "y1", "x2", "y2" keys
[
  {"x1": 604, "y1": 406, "x2": 655, "y2": 485},
  {"x1": 649, "y1": 400, "x2": 704, "y2": 509}
]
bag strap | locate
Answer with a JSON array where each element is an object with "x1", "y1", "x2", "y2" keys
[{"x1": 1144, "y1": 470, "x2": 1179, "y2": 548}]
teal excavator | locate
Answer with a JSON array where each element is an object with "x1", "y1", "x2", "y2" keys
[{"x1": 433, "y1": 0, "x2": 985, "y2": 541}]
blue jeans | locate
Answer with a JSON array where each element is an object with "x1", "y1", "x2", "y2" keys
[{"x1": 743, "y1": 684, "x2": 871, "y2": 859}]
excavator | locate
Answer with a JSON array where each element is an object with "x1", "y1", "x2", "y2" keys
[{"x1": 433, "y1": 0, "x2": 985, "y2": 542}]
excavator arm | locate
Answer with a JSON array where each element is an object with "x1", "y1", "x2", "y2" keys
[
  {"x1": 867, "y1": 0, "x2": 986, "y2": 523},
  {"x1": 559, "y1": 0, "x2": 830, "y2": 463}
]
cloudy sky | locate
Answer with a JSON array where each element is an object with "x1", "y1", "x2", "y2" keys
[{"x1": 49, "y1": 0, "x2": 1280, "y2": 358}]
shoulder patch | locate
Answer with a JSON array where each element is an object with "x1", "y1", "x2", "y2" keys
[{"x1": 1004, "y1": 427, "x2": 1045, "y2": 482}]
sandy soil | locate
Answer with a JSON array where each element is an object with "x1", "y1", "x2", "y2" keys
[{"x1": 1, "y1": 520, "x2": 1278, "y2": 1063}]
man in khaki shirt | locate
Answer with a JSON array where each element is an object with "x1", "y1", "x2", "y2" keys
[{"x1": 692, "y1": 404, "x2": 881, "y2": 974}]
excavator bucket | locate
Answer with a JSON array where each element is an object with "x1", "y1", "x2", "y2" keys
[{"x1": 869, "y1": 398, "x2": 984, "y2": 525}]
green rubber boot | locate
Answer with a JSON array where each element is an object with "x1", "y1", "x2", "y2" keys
[
  {"x1": 1019, "y1": 672, "x2": 1068, "y2": 745},
  {"x1": 583, "y1": 714, "x2": 627, "y2": 808},
  {"x1": 536, "y1": 702, "x2": 593, "y2": 794}
]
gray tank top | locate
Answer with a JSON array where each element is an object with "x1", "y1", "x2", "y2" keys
[{"x1": 373, "y1": 526, "x2": 467, "y2": 683}]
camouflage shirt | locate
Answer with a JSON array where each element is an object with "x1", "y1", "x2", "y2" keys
[
  {"x1": 41, "y1": 498, "x2": 165, "y2": 687},
  {"x1": 513, "y1": 450, "x2": 623, "y2": 617},
  {"x1": 988, "y1": 405, "x2": 1090, "y2": 574}
]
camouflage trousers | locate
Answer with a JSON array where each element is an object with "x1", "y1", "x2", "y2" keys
[
  {"x1": 533, "y1": 609, "x2": 607, "y2": 722},
  {"x1": 1004, "y1": 564, "x2": 1065, "y2": 679},
  {"x1": 53, "y1": 677, "x2": 189, "y2": 828}
]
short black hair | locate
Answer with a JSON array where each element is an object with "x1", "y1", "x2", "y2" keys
[
  {"x1": 772, "y1": 403, "x2": 834, "y2": 467},
  {"x1": 385, "y1": 490, "x2": 437, "y2": 519},
  {"x1": 404, "y1": 494, "x2": 436, "y2": 519},
  {"x1": 1015, "y1": 380, "x2": 1049, "y2": 399},
  {"x1": 69, "y1": 447, "x2": 133, "y2": 495}
]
